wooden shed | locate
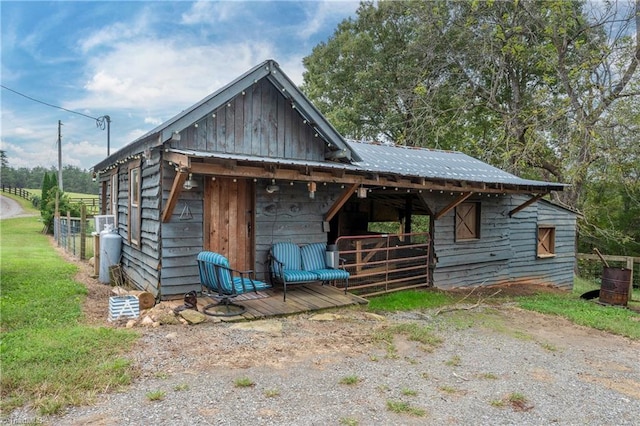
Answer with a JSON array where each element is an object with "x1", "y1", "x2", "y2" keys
[{"x1": 93, "y1": 59, "x2": 575, "y2": 299}]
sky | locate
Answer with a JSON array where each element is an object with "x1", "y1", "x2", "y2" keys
[{"x1": 0, "y1": 0, "x2": 359, "y2": 171}]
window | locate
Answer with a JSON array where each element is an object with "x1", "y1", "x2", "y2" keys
[
  {"x1": 537, "y1": 225, "x2": 556, "y2": 257},
  {"x1": 129, "y1": 167, "x2": 140, "y2": 245},
  {"x1": 455, "y1": 202, "x2": 480, "y2": 241},
  {"x1": 110, "y1": 172, "x2": 118, "y2": 226}
]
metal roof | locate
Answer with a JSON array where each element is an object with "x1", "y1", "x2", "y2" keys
[
  {"x1": 348, "y1": 141, "x2": 566, "y2": 190},
  {"x1": 167, "y1": 148, "x2": 360, "y2": 172}
]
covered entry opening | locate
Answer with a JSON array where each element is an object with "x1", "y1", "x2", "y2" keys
[{"x1": 330, "y1": 190, "x2": 433, "y2": 296}]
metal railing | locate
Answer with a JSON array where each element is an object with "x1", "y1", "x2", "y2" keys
[{"x1": 335, "y1": 232, "x2": 431, "y2": 297}]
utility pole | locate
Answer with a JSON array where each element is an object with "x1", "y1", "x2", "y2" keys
[
  {"x1": 106, "y1": 115, "x2": 111, "y2": 156},
  {"x1": 57, "y1": 120, "x2": 63, "y2": 191}
]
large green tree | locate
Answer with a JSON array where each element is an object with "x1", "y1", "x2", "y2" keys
[{"x1": 302, "y1": 0, "x2": 640, "y2": 255}]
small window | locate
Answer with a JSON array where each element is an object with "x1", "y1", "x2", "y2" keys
[
  {"x1": 129, "y1": 167, "x2": 140, "y2": 245},
  {"x1": 537, "y1": 225, "x2": 556, "y2": 258},
  {"x1": 456, "y1": 202, "x2": 480, "y2": 241}
]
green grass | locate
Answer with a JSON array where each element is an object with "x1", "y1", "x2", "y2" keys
[
  {"x1": 372, "y1": 322, "x2": 442, "y2": 358},
  {"x1": 234, "y1": 377, "x2": 255, "y2": 388},
  {"x1": 24, "y1": 189, "x2": 98, "y2": 199},
  {"x1": 517, "y1": 277, "x2": 640, "y2": 339},
  {"x1": 0, "y1": 217, "x2": 138, "y2": 415},
  {"x1": 145, "y1": 390, "x2": 166, "y2": 401},
  {"x1": 339, "y1": 375, "x2": 360, "y2": 385},
  {"x1": 386, "y1": 400, "x2": 426, "y2": 417},
  {"x1": 368, "y1": 289, "x2": 455, "y2": 312},
  {"x1": 366, "y1": 277, "x2": 639, "y2": 340}
]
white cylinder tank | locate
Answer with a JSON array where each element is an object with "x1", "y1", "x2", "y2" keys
[{"x1": 99, "y1": 225, "x2": 122, "y2": 284}]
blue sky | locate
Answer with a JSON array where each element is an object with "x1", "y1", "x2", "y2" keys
[{"x1": 1, "y1": 1, "x2": 359, "y2": 171}]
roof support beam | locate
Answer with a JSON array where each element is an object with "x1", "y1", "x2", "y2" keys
[
  {"x1": 164, "y1": 152, "x2": 191, "y2": 169},
  {"x1": 188, "y1": 161, "x2": 554, "y2": 195},
  {"x1": 324, "y1": 183, "x2": 359, "y2": 222},
  {"x1": 434, "y1": 192, "x2": 474, "y2": 220},
  {"x1": 509, "y1": 193, "x2": 545, "y2": 217},
  {"x1": 161, "y1": 170, "x2": 188, "y2": 223}
]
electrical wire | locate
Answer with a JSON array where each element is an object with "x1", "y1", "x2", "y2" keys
[{"x1": 1, "y1": 84, "x2": 109, "y2": 129}]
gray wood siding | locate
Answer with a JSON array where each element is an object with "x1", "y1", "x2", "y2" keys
[
  {"x1": 254, "y1": 181, "x2": 339, "y2": 281},
  {"x1": 430, "y1": 194, "x2": 576, "y2": 290},
  {"x1": 106, "y1": 151, "x2": 163, "y2": 296},
  {"x1": 431, "y1": 194, "x2": 512, "y2": 289},
  {"x1": 507, "y1": 195, "x2": 576, "y2": 289},
  {"x1": 159, "y1": 163, "x2": 204, "y2": 297},
  {"x1": 172, "y1": 79, "x2": 324, "y2": 161}
]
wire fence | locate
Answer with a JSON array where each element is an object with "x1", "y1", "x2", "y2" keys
[{"x1": 54, "y1": 205, "x2": 97, "y2": 260}]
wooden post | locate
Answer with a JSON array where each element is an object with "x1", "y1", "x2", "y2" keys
[
  {"x1": 66, "y1": 211, "x2": 72, "y2": 253},
  {"x1": 627, "y1": 257, "x2": 634, "y2": 302},
  {"x1": 80, "y1": 204, "x2": 87, "y2": 260},
  {"x1": 93, "y1": 233, "x2": 100, "y2": 278}
]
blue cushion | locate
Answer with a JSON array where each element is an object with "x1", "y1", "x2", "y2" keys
[
  {"x1": 198, "y1": 251, "x2": 270, "y2": 295},
  {"x1": 282, "y1": 269, "x2": 319, "y2": 282},
  {"x1": 271, "y1": 242, "x2": 302, "y2": 271},
  {"x1": 301, "y1": 243, "x2": 327, "y2": 271},
  {"x1": 311, "y1": 269, "x2": 350, "y2": 281},
  {"x1": 232, "y1": 277, "x2": 271, "y2": 293}
]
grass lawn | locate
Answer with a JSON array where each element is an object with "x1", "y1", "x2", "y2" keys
[
  {"x1": 0, "y1": 216, "x2": 138, "y2": 415},
  {"x1": 368, "y1": 278, "x2": 639, "y2": 340},
  {"x1": 516, "y1": 277, "x2": 640, "y2": 339}
]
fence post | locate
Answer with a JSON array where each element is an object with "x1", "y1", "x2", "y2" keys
[
  {"x1": 627, "y1": 257, "x2": 635, "y2": 301},
  {"x1": 80, "y1": 204, "x2": 87, "y2": 260},
  {"x1": 66, "y1": 211, "x2": 72, "y2": 253}
]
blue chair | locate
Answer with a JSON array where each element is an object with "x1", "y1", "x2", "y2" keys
[
  {"x1": 269, "y1": 242, "x2": 350, "y2": 301},
  {"x1": 197, "y1": 251, "x2": 271, "y2": 316}
]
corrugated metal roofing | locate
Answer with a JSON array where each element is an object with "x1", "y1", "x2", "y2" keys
[
  {"x1": 348, "y1": 140, "x2": 565, "y2": 189},
  {"x1": 168, "y1": 148, "x2": 360, "y2": 172}
]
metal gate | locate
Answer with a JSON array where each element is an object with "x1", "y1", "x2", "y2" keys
[{"x1": 335, "y1": 232, "x2": 431, "y2": 297}]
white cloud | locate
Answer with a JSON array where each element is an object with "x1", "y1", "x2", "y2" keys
[
  {"x1": 144, "y1": 117, "x2": 163, "y2": 126},
  {"x1": 79, "y1": 11, "x2": 152, "y2": 53},
  {"x1": 68, "y1": 39, "x2": 276, "y2": 113},
  {"x1": 297, "y1": 1, "x2": 359, "y2": 39},
  {"x1": 181, "y1": 1, "x2": 239, "y2": 25}
]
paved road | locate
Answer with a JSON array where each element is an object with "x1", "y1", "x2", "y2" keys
[{"x1": 0, "y1": 195, "x2": 34, "y2": 219}]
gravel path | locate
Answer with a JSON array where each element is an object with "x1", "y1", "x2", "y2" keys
[
  {"x1": 6, "y1": 305, "x2": 639, "y2": 425},
  {"x1": 0, "y1": 195, "x2": 30, "y2": 219}
]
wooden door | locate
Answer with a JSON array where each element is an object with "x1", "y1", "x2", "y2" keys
[{"x1": 204, "y1": 177, "x2": 254, "y2": 270}]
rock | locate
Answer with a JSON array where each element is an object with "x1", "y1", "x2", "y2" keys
[
  {"x1": 156, "y1": 311, "x2": 181, "y2": 325},
  {"x1": 125, "y1": 319, "x2": 137, "y2": 328},
  {"x1": 140, "y1": 316, "x2": 155, "y2": 326},
  {"x1": 231, "y1": 320, "x2": 283, "y2": 334},
  {"x1": 165, "y1": 332, "x2": 178, "y2": 340},
  {"x1": 309, "y1": 313, "x2": 342, "y2": 321},
  {"x1": 363, "y1": 312, "x2": 386, "y2": 321},
  {"x1": 179, "y1": 309, "x2": 207, "y2": 324}
]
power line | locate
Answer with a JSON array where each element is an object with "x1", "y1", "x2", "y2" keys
[
  {"x1": 1, "y1": 84, "x2": 112, "y2": 155},
  {"x1": 1, "y1": 84, "x2": 98, "y2": 121}
]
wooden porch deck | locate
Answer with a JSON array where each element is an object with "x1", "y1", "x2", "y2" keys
[{"x1": 172, "y1": 284, "x2": 369, "y2": 322}]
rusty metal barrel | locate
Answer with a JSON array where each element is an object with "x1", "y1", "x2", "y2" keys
[{"x1": 599, "y1": 267, "x2": 631, "y2": 306}]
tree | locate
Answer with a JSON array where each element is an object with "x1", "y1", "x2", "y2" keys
[
  {"x1": 302, "y1": 0, "x2": 640, "y2": 255},
  {"x1": 302, "y1": 0, "x2": 640, "y2": 207}
]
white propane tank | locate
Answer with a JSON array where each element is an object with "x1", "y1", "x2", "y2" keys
[{"x1": 99, "y1": 224, "x2": 122, "y2": 284}]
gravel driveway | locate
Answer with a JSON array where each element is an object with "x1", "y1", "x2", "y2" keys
[
  {"x1": 7, "y1": 302, "x2": 639, "y2": 426},
  {"x1": 0, "y1": 195, "x2": 33, "y2": 219}
]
